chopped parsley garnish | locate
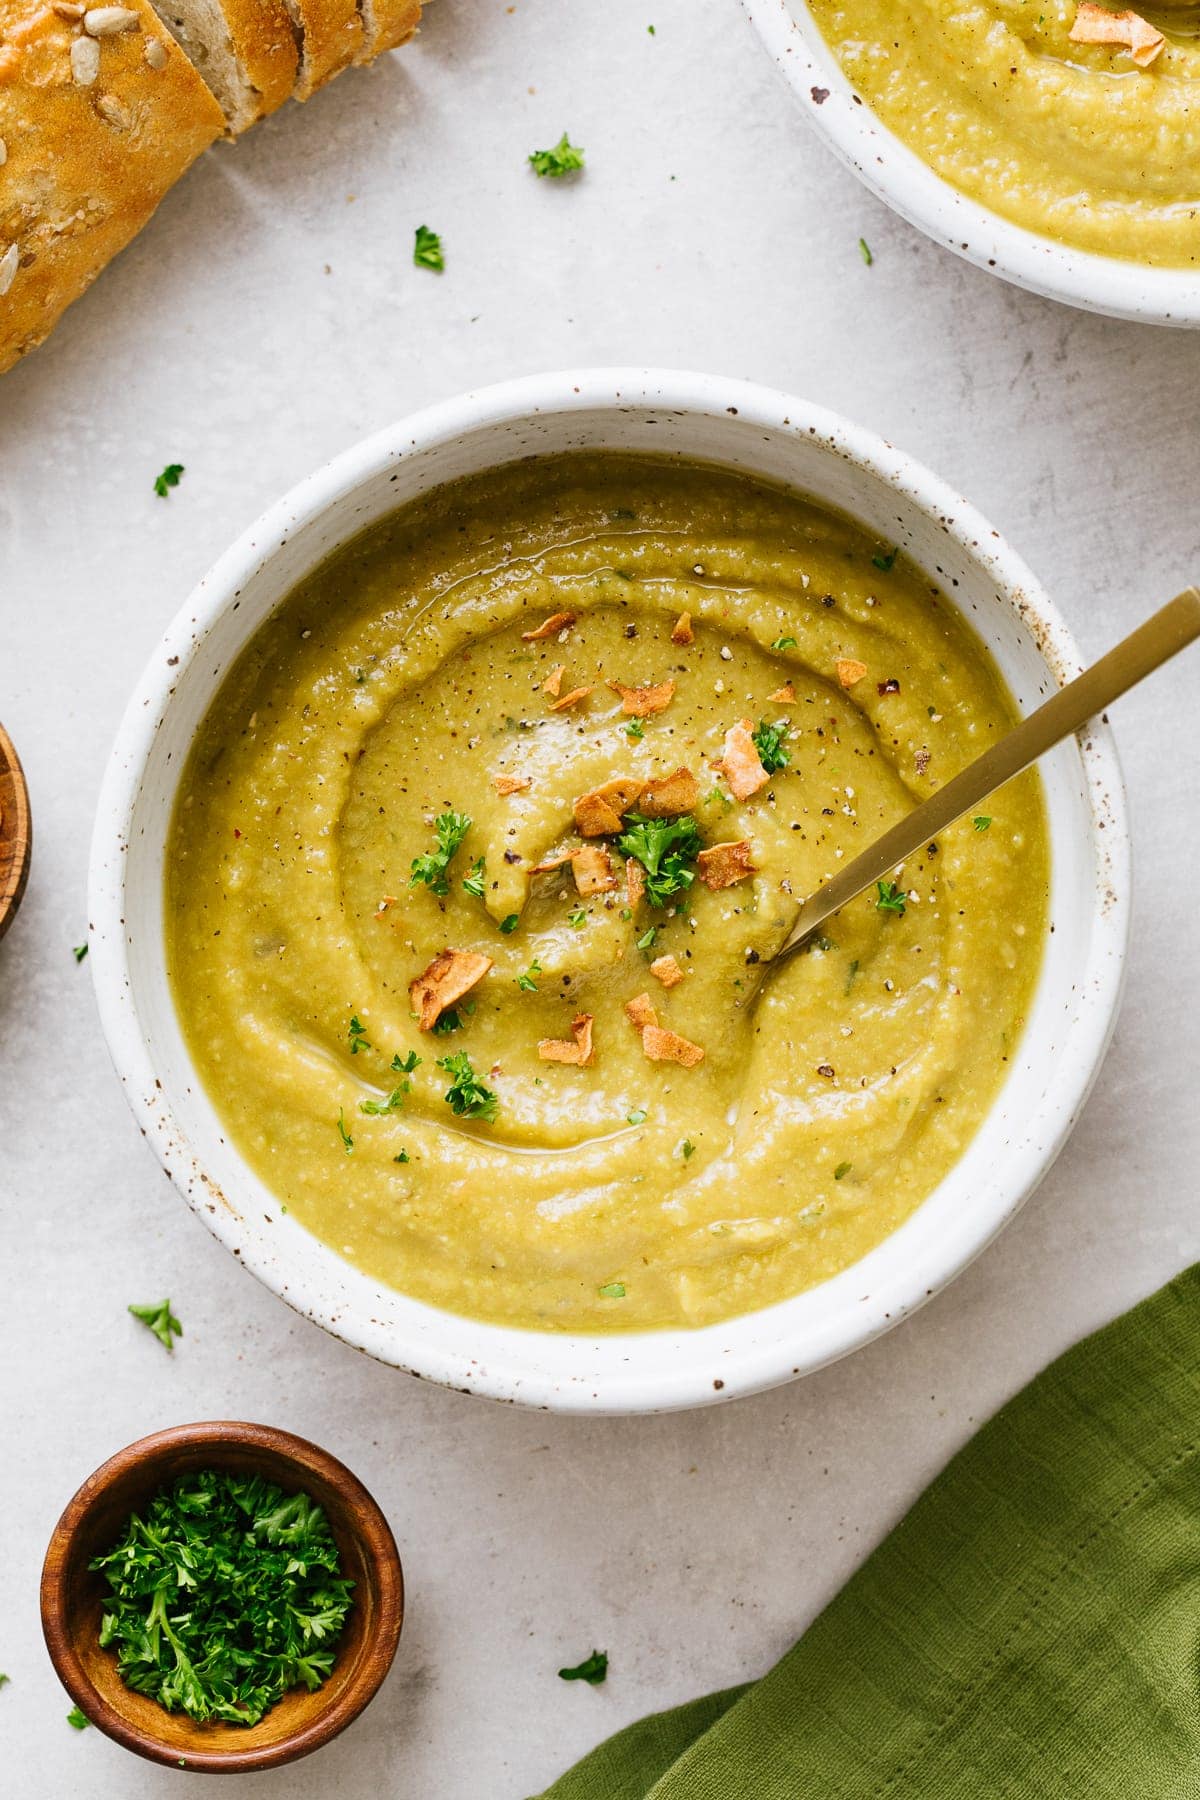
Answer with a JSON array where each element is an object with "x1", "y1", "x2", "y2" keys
[
  {"x1": 128, "y1": 1299, "x2": 182, "y2": 1353},
  {"x1": 432, "y1": 1008, "x2": 465, "y2": 1035},
  {"x1": 499, "y1": 913, "x2": 520, "y2": 934},
  {"x1": 858, "y1": 237, "x2": 873, "y2": 266},
  {"x1": 516, "y1": 959, "x2": 542, "y2": 992},
  {"x1": 625, "y1": 718, "x2": 645, "y2": 739},
  {"x1": 636, "y1": 925, "x2": 658, "y2": 954},
  {"x1": 72, "y1": 942, "x2": 88, "y2": 963},
  {"x1": 90, "y1": 1468, "x2": 354, "y2": 1726},
  {"x1": 834, "y1": 1161, "x2": 852, "y2": 1181},
  {"x1": 973, "y1": 815, "x2": 992, "y2": 832},
  {"x1": 392, "y1": 1051, "x2": 420, "y2": 1074},
  {"x1": 410, "y1": 811, "x2": 472, "y2": 896},
  {"x1": 153, "y1": 462, "x2": 184, "y2": 498},
  {"x1": 844, "y1": 958, "x2": 860, "y2": 996},
  {"x1": 558, "y1": 1650, "x2": 608, "y2": 1684},
  {"x1": 871, "y1": 546, "x2": 898, "y2": 572},
  {"x1": 359, "y1": 1087, "x2": 409, "y2": 1115},
  {"x1": 394, "y1": 1150, "x2": 410, "y2": 1164},
  {"x1": 598, "y1": 1282, "x2": 626, "y2": 1299},
  {"x1": 771, "y1": 635, "x2": 797, "y2": 650},
  {"x1": 627, "y1": 1107, "x2": 647, "y2": 1126},
  {"x1": 462, "y1": 856, "x2": 487, "y2": 899},
  {"x1": 66, "y1": 1705, "x2": 89, "y2": 1729},
  {"x1": 413, "y1": 224, "x2": 444, "y2": 271},
  {"x1": 437, "y1": 1052, "x2": 498, "y2": 1121},
  {"x1": 751, "y1": 718, "x2": 791, "y2": 775},
  {"x1": 679, "y1": 1139, "x2": 696, "y2": 1160},
  {"x1": 529, "y1": 132, "x2": 585, "y2": 178},
  {"x1": 568, "y1": 908, "x2": 587, "y2": 929},
  {"x1": 617, "y1": 813, "x2": 702, "y2": 907},
  {"x1": 348, "y1": 1015, "x2": 371, "y2": 1055},
  {"x1": 875, "y1": 880, "x2": 906, "y2": 916},
  {"x1": 337, "y1": 1109, "x2": 354, "y2": 1152}
]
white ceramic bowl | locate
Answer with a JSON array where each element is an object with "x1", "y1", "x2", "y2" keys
[
  {"x1": 742, "y1": 0, "x2": 1200, "y2": 328},
  {"x1": 89, "y1": 369, "x2": 1130, "y2": 1414}
]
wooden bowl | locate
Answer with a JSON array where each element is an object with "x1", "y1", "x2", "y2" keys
[
  {"x1": 40, "y1": 1421, "x2": 404, "y2": 1773},
  {"x1": 0, "y1": 719, "x2": 31, "y2": 941}
]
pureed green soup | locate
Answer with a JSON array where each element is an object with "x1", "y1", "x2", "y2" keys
[{"x1": 166, "y1": 454, "x2": 1049, "y2": 1333}]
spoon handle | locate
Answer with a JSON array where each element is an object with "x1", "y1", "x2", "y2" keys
[{"x1": 776, "y1": 586, "x2": 1200, "y2": 959}]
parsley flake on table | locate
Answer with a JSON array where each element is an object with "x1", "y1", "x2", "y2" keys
[
  {"x1": 411, "y1": 811, "x2": 472, "y2": 896},
  {"x1": 348, "y1": 1015, "x2": 371, "y2": 1055},
  {"x1": 558, "y1": 1649, "x2": 608, "y2": 1684},
  {"x1": 153, "y1": 463, "x2": 184, "y2": 498},
  {"x1": 128, "y1": 1299, "x2": 183, "y2": 1353},
  {"x1": 858, "y1": 237, "x2": 873, "y2": 266},
  {"x1": 413, "y1": 224, "x2": 444, "y2": 271},
  {"x1": 876, "y1": 880, "x2": 907, "y2": 916},
  {"x1": 72, "y1": 942, "x2": 88, "y2": 963},
  {"x1": 529, "y1": 132, "x2": 585, "y2": 178},
  {"x1": 437, "y1": 1051, "x2": 498, "y2": 1120},
  {"x1": 617, "y1": 813, "x2": 702, "y2": 908},
  {"x1": 751, "y1": 718, "x2": 791, "y2": 775},
  {"x1": 90, "y1": 1469, "x2": 354, "y2": 1726},
  {"x1": 973, "y1": 815, "x2": 992, "y2": 831},
  {"x1": 66, "y1": 1705, "x2": 90, "y2": 1729}
]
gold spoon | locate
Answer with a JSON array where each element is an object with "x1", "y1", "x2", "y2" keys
[{"x1": 772, "y1": 586, "x2": 1200, "y2": 968}]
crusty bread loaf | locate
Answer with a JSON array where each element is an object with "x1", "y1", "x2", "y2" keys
[
  {"x1": 356, "y1": 0, "x2": 418, "y2": 63},
  {"x1": 281, "y1": 0, "x2": 360, "y2": 99},
  {"x1": 145, "y1": 0, "x2": 298, "y2": 132},
  {"x1": 0, "y1": 0, "x2": 224, "y2": 376}
]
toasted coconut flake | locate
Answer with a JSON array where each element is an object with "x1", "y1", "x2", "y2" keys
[
  {"x1": 649, "y1": 953, "x2": 684, "y2": 988},
  {"x1": 697, "y1": 839, "x2": 756, "y2": 891},
  {"x1": 642, "y1": 1024, "x2": 705, "y2": 1068},
  {"x1": 1069, "y1": 2, "x2": 1164, "y2": 64},
  {"x1": 624, "y1": 991, "x2": 659, "y2": 1031},
  {"x1": 714, "y1": 718, "x2": 769, "y2": 800},
  {"x1": 626, "y1": 857, "x2": 646, "y2": 909},
  {"x1": 542, "y1": 664, "x2": 565, "y2": 698},
  {"x1": 608, "y1": 677, "x2": 676, "y2": 717},
  {"x1": 551, "y1": 684, "x2": 594, "y2": 711},
  {"x1": 768, "y1": 681, "x2": 796, "y2": 705},
  {"x1": 531, "y1": 849, "x2": 575, "y2": 875},
  {"x1": 538, "y1": 1012, "x2": 595, "y2": 1066},
  {"x1": 572, "y1": 844, "x2": 618, "y2": 896},
  {"x1": 574, "y1": 776, "x2": 645, "y2": 837},
  {"x1": 494, "y1": 773, "x2": 532, "y2": 795},
  {"x1": 836, "y1": 658, "x2": 868, "y2": 690},
  {"x1": 522, "y1": 610, "x2": 577, "y2": 641},
  {"x1": 409, "y1": 948, "x2": 493, "y2": 1031},
  {"x1": 640, "y1": 766, "x2": 700, "y2": 818},
  {"x1": 670, "y1": 612, "x2": 694, "y2": 645}
]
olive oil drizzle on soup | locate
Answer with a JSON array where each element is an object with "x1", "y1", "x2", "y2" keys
[{"x1": 166, "y1": 456, "x2": 1049, "y2": 1333}]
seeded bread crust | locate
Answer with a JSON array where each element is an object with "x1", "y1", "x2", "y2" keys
[
  {"x1": 146, "y1": 0, "x2": 299, "y2": 132},
  {"x1": 283, "y1": 0, "x2": 360, "y2": 99},
  {"x1": 225, "y1": 0, "x2": 298, "y2": 114},
  {"x1": 355, "y1": 0, "x2": 418, "y2": 62},
  {"x1": 0, "y1": 0, "x2": 223, "y2": 375}
]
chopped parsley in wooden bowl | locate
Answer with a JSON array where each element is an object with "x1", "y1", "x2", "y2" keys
[{"x1": 39, "y1": 1422, "x2": 403, "y2": 1772}]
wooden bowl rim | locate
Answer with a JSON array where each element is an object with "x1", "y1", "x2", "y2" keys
[
  {"x1": 40, "y1": 1420, "x2": 404, "y2": 1774},
  {"x1": 0, "y1": 719, "x2": 31, "y2": 942}
]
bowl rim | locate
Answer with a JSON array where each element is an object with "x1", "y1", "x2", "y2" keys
[
  {"x1": 87, "y1": 366, "x2": 1131, "y2": 1413},
  {"x1": 740, "y1": 0, "x2": 1200, "y2": 328},
  {"x1": 39, "y1": 1420, "x2": 404, "y2": 1773}
]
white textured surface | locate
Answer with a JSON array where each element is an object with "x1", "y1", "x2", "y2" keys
[{"x1": 0, "y1": 1, "x2": 1197, "y2": 1794}]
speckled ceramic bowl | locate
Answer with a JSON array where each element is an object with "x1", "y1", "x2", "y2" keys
[
  {"x1": 88, "y1": 369, "x2": 1130, "y2": 1414},
  {"x1": 742, "y1": 0, "x2": 1200, "y2": 328}
]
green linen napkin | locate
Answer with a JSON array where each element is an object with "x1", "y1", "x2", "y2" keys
[{"x1": 536, "y1": 1265, "x2": 1200, "y2": 1799}]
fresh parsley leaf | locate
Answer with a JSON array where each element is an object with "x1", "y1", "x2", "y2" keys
[
  {"x1": 438, "y1": 1052, "x2": 498, "y2": 1121},
  {"x1": 752, "y1": 718, "x2": 791, "y2": 775},
  {"x1": 598, "y1": 1282, "x2": 626, "y2": 1299},
  {"x1": 973, "y1": 815, "x2": 992, "y2": 832},
  {"x1": 462, "y1": 856, "x2": 487, "y2": 899},
  {"x1": 627, "y1": 1107, "x2": 647, "y2": 1126},
  {"x1": 844, "y1": 958, "x2": 860, "y2": 996},
  {"x1": 337, "y1": 1109, "x2": 354, "y2": 1152},
  {"x1": 413, "y1": 224, "x2": 444, "y2": 271},
  {"x1": 128, "y1": 1299, "x2": 182, "y2": 1353},
  {"x1": 72, "y1": 942, "x2": 88, "y2": 963},
  {"x1": 875, "y1": 880, "x2": 906, "y2": 916},
  {"x1": 392, "y1": 1051, "x2": 421, "y2": 1074},
  {"x1": 66, "y1": 1705, "x2": 89, "y2": 1730},
  {"x1": 568, "y1": 909, "x2": 587, "y2": 929},
  {"x1": 771, "y1": 635, "x2": 797, "y2": 650},
  {"x1": 559, "y1": 1650, "x2": 608, "y2": 1684},
  {"x1": 616, "y1": 813, "x2": 702, "y2": 908},
  {"x1": 90, "y1": 1468, "x2": 353, "y2": 1726},
  {"x1": 411, "y1": 811, "x2": 472, "y2": 896},
  {"x1": 858, "y1": 237, "x2": 873, "y2": 266},
  {"x1": 432, "y1": 1009, "x2": 464, "y2": 1035},
  {"x1": 516, "y1": 959, "x2": 542, "y2": 993},
  {"x1": 499, "y1": 913, "x2": 520, "y2": 935},
  {"x1": 679, "y1": 1138, "x2": 696, "y2": 1160},
  {"x1": 872, "y1": 546, "x2": 898, "y2": 572},
  {"x1": 394, "y1": 1150, "x2": 410, "y2": 1164},
  {"x1": 834, "y1": 1161, "x2": 852, "y2": 1180},
  {"x1": 636, "y1": 925, "x2": 658, "y2": 955},
  {"x1": 529, "y1": 132, "x2": 585, "y2": 178},
  {"x1": 153, "y1": 463, "x2": 184, "y2": 498},
  {"x1": 348, "y1": 1015, "x2": 371, "y2": 1055},
  {"x1": 359, "y1": 1087, "x2": 409, "y2": 1115},
  {"x1": 625, "y1": 718, "x2": 645, "y2": 739},
  {"x1": 0, "y1": 1673, "x2": 9, "y2": 1690}
]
